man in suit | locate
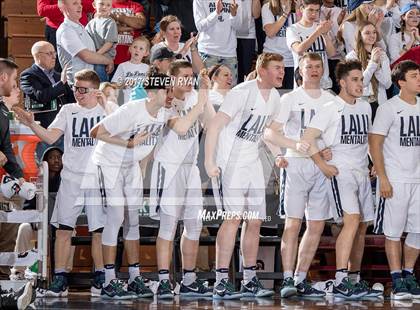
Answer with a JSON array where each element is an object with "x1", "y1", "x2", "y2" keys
[{"x1": 20, "y1": 41, "x2": 74, "y2": 128}]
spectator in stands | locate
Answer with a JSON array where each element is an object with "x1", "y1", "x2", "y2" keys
[
  {"x1": 208, "y1": 64, "x2": 232, "y2": 110},
  {"x1": 321, "y1": 0, "x2": 347, "y2": 93},
  {"x1": 151, "y1": 15, "x2": 204, "y2": 73},
  {"x1": 262, "y1": 0, "x2": 297, "y2": 89},
  {"x1": 100, "y1": 82, "x2": 119, "y2": 105},
  {"x1": 10, "y1": 146, "x2": 64, "y2": 281},
  {"x1": 0, "y1": 59, "x2": 25, "y2": 280},
  {"x1": 346, "y1": 21, "x2": 392, "y2": 116},
  {"x1": 20, "y1": 41, "x2": 74, "y2": 129},
  {"x1": 161, "y1": 0, "x2": 197, "y2": 42},
  {"x1": 373, "y1": 0, "x2": 401, "y2": 46},
  {"x1": 193, "y1": 0, "x2": 242, "y2": 85},
  {"x1": 149, "y1": 46, "x2": 178, "y2": 74},
  {"x1": 111, "y1": 36, "x2": 150, "y2": 105},
  {"x1": 37, "y1": 0, "x2": 95, "y2": 71},
  {"x1": 339, "y1": 0, "x2": 385, "y2": 53},
  {"x1": 111, "y1": 0, "x2": 147, "y2": 69},
  {"x1": 286, "y1": 0, "x2": 336, "y2": 89},
  {"x1": 389, "y1": 3, "x2": 420, "y2": 63},
  {"x1": 56, "y1": 0, "x2": 114, "y2": 84},
  {"x1": 236, "y1": 0, "x2": 260, "y2": 83},
  {"x1": 86, "y1": 0, "x2": 119, "y2": 82}
]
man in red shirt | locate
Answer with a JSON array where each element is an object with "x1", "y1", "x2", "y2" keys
[
  {"x1": 111, "y1": 0, "x2": 146, "y2": 66},
  {"x1": 37, "y1": 0, "x2": 95, "y2": 71}
]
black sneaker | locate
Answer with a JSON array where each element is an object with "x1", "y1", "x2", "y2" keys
[
  {"x1": 295, "y1": 279, "x2": 326, "y2": 298},
  {"x1": 404, "y1": 274, "x2": 420, "y2": 299},
  {"x1": 280, "y1": 277, "x2": 297, "y2": 298},
  {"x1": 0, "y1": 282, "x2": 33, "y2": 310},
  {"x1": 127, "y1": 276, "x2": 154, "y2": 298},
  {"x1": 240, "y1": 276, "x2": 274, "y2": 298},
  {"x1": 391, "y1": 278, "x2": 411, "y2": 300},
  {"x1": 213, "y1": 279, "x2": 242, "y2": 300},
  {"x1": 90, "y1": 271, "x2": 105, "y2": 297},
  {"x1": 333, "y1": 277, "x2": 367, "y2": 299},
  {"x1": 355, "y1": 280, "x2": 383, "y2": 298},
  {"x1": 36, "y1": 274, "x2": 68, "y2": 297},
  {"x1": 100, "y1": 279, "x2": 135, "y2": 299},
  {"x1": 157, "y1": 279, "x2": 174, "y2": 299},
  {"x1": 180, "y1": 279, "x2": 212, "y2": 297}
]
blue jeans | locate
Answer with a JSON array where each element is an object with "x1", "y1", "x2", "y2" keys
[{"x1": 94, "y1": 64, "x2": 109, "y2": 82}]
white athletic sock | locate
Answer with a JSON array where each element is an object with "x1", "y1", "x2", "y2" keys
[
  {"x1": 104, "y1": 264, "x2": 116, "y2": 286},
  {"x1": 243, "y1": 266, "x2": 256, "y2": 284},
  {"x1": 128, "y1": 263, "x2": 140, "y2": 284},
  {"x1": 294, "y1": 271, "x2": 307, "y2": 285},
  {"x1": 182, "y1": 270, "x2": 197, "y2": 286},
  {"x1": 335, "y1": 269, "x2": 348, "y2": 286},
  {"x1": 283, "y1": 270, "x2": 294, "y2": 280},
  {"x1": 215, "y1": 268, "x2": 229, "y2": 286},
  {"x1": 158, "y1": 269, "x2": 170, "y2": 282}
]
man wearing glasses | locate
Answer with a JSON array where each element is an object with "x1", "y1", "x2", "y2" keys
[
  {"x1": 13, "y1": 69, "x2": 117, "y2": 298},
  {"x1": 20, "y1": 41, "x2": 74, "y2": 129}
]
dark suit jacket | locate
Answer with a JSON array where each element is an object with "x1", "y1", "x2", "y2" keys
[{"x1": 20, "y1": 64, "x2": 74, "y2": 128}]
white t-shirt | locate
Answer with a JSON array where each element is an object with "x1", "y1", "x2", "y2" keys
[
  {"x1": 275, "y1": 87, "x2": 336, "y2": 157},
  {"x1": 193, "y1": 0, "x2": 241, "y2": 57},
  {"x1": 389, "y1": 31, "x2": 420, "y2": 63},
  {"x1": 154, "y1": 90, "x2": 201, "y2": 164},
  {"x1": 150, "y1": 41, "x2": 193, "y2": 63},
  {"x1": 111, "y1": 61, "x2": 149, "y2": 105},
  {"x1": 92, "y1": 99, "x2": 174, "y2": 167},
  {"x1": 217, "y1": 79, "x2": 281, "y2": 167},
  {"x1": 56, "y1": 18, "x2": 96, "y2": 84},
  {"x1": 370, "y1": 95, "x2": 420, "y2": 183},
  {"x1": 309, "y1": 96, "x2": 372, "y2": 174},
  {"x1": 261, "y1": 3, "x2": 295, "y2": 67},
  {"x1": 236, "y1": 0, "x2": 256, "y2": 39},
  {"x1": 209, "y1": 89, "x2": 225, "y2": 111},
  {"x1": 48, "y1": 103, "x2": 106, "y2": 179},
  {"x1": 286, "y1": 22, "x2": 332, "y2": 89}
]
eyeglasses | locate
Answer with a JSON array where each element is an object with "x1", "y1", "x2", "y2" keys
[
  {"x1": 38, "y1": 51, "x2": 57, "y2": 57},
  {"x1": 72, "y1": 86, "x2": 95, "y2": 94}
]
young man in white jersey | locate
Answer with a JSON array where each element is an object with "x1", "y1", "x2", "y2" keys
[
  {"x1": 300, "y1": 60, "x2": 377, "y2": 299},
  {"x1": 369, "y1": 60, "x2": 420, "y2": 300},
  {"x1": 88, "y1": 69, "x2": 175, "y2": 299},
  {"x1": 205, "y1": 53, "x2": 283, "y2": 299},
  {"x1": 286, "y1": 0, "x2": 335, "y2": 90},
  {"x1": 264, "y1": 52, "x2": 335, "y2": 298},
  {"x1": 13, "y1": 69, "x2": 116, "y2": 297},
  {"x1": 149, "y1": 61, "x2": 215, "y2": 299}
]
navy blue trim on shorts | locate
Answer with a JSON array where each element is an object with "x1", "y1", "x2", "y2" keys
[
  {"x1": 97, "y1": 165, "x2": 107, "y2": 208},
  {"x1": 331, "y1": 176, "x2": 343, "y2": 217},
  {"x1": 278, "y1": 169, "x2": 287, "y2": 217},
  {"x1": 373, "y1": 197, "x2": 386, "y2": 234},
  {"x1": 216, "y1": 167, "x2": 224, "y2": 211},
  {"x1": 156, "y1": 162, "x2": 166, "y2": 214}
]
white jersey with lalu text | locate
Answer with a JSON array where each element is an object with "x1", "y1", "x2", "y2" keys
[
  {"x1": 309, "y1": 96, "x2": 372, "y2": 174},
  {"x1": 92, "y1": 99, "x2": 175, "y2": 167},
  {"x1": 371, "y1": 96, "x2": 420, "y2": 183},
  {"x1": 275, "y1": 87, "x2": 335, "y2": 157},
  {"x1": 154, "y1": 90, "x2": 201, "y2": 164},
  {"x1": 48, "y1": 103, "x2": 106, "y2": 179},
  {"x1": 217, "y1": 79, "x2": 281, "y2": 168}
]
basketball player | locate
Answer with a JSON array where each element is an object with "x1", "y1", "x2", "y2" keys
[
  {"x1": 300, "y1": 60, "x2": 375, "y2": 299},
  {"x1": 89, "y1": 69, "x2": 175, "y2": 299},
  {"x1": 264, "y1": 52, "x2": 335, "y2": 298},
  {"x1": 149, "y1": 61, "x2": 215, "y2": 299},
  {"x1": 13, "y1": 69, "x2": 115, "y2": 297},
  {"x1": 205, "y1": 53, "x2": 283, "y2": 299},
  {"x1": 370, "y1": 60, "x2": 420, "y2": 300}
]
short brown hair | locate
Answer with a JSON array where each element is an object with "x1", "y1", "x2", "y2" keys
[
  {"x1": 335, "y1": 60, "x2": 363, "y2": 84},
  {"x1": 0, "y1": 58, "x2": 18, "y2": 74},
  {"x1": 391, "y1": 60, "x2": 420, "y2": 89},
  {"x1": 168, "y1": 60, "x2": 193, "y2": 76},
  {"x1": 298, "y1": 52, "x2": 323, "y2": 69},
  {"x1": 256, "y1": 53, "x2": 284, "y2": 70},
  {"x1": 159, "y1": 15, "x2": 182, "y2": 33},
  {"x1": 74, "y1": 69, "x2": 100, "y2": 89},
  {"x1": 132, "y1": 36, "x2": 151, "y2": 51}
]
